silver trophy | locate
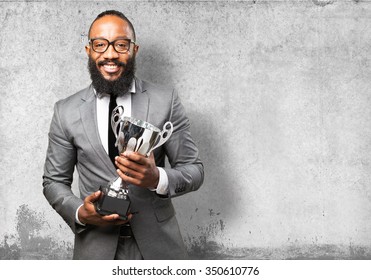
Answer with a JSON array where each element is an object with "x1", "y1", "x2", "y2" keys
[{"x1": 95, "y1": 105, "x2": 173, "y2": 219}]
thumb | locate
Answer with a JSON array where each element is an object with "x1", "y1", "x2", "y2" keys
[
  {"x1": 85, "y1": 190, "x2": 101, "y2": 203},
  {"x1": 148, "y1": 152, "x2": 154, "y2": 159}
]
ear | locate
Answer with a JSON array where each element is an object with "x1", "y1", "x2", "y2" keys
[
  {"x1": 133, "y1": 44, "x2": 139, "y2": 56},
  {"x1": 85, "y1": 45, "x2": 91, "y2": 56}
]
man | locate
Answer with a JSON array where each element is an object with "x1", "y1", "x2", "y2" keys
[{"x1": 42, "y1": 10, "x2": 204, "y2": 260}]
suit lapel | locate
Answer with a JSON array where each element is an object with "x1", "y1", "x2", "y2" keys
[
  {"x1": 132, "y1": 78, "x2": 150, "y2": 122},
  {"x1": 79, "y1": 85, "x2": 117, "y2": 176}
]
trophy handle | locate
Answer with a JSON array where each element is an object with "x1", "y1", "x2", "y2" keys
[
  {"x1": 147, "y1": 121, "x2": 173, "y2": 156},
  {"x1": 111, "y1": 105, "x2": 124, "y2": 140}
]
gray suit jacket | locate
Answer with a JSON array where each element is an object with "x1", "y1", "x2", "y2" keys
[{"x1": 42, "y1": 78, "x2": 204, "y2": 259}]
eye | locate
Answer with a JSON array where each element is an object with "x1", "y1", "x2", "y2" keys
[
  {"x1": 92, "y1": 40, "x2": 108, "y2": 50},
  {"x1": 94, "y1": 42, "x2": 106, "y2": 48},
  {"x1": 115, "y1": 41, "x2": 129, "y2": 49}
]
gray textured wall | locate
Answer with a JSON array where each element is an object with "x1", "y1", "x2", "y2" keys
[{"x1": 1, "y1": 0, "x2": 371, "y2": 259}]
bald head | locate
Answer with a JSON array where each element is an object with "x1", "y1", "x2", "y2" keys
[{"x1": 88, "y1": 10, "x2": 136, "y2": 41}]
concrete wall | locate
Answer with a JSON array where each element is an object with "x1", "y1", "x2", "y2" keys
[{"x1": 1, "y1": 0, "x2": 371, "y2": 259}]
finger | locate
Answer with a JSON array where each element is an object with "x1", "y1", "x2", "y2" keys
[
  {"x1": 116, "y1": 213, "x2": 133, "y2": 224},
  {"x1": 122, "y1": 151, "x2": 148, "y2": 165},
  {"x1": 114, "y1": 219, "x2": 131, "y2": 226},
  {"x1": 117, "y1": 169, "x2": 142, "y2": 186},
  {"x1": 116, "y1": 163, "x2": 143, "y2": 179},
  {"x1": 123, "y1": 214, "x2": 133, "y2": 223},
  {"x1": 118, "y1": 153, "x2": 147, "y2": 168},
  {"x1": 116, "y1": 156, "x2": 145, "y2": 174},
  {"x1": 148, "y1": 152, "x2": 155, "y2": 161},
  {"x1": 101, "y1": 213, "x2": 121, "y2": 222},
  {"x1": 85, "y1": 191, "x2": 101, "y2": 204},
  {"x1": 103, "y1": 213, "x2": 132, "y2": 225}
]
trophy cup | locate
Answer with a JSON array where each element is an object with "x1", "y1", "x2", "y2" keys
[{"x1": 95, "y1": 105, "x2": 173, "y2": 219}]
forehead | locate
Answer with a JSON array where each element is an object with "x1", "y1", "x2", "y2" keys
[{"x1": 89, "y1": 15, "x2": 134, "y2": 40}]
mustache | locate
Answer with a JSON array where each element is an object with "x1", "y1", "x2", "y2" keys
[{"x1": 97, "y1": 60, "x2": 126, "y2": 67}]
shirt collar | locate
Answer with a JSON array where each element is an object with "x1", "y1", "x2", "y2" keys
[{"x1": 129, "y1": 80, "x2": 136, "y2": 94}]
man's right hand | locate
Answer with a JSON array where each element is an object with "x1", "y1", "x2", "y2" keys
[{"x1": 78, "y1": 191, "x2": 131, "y2": 226}]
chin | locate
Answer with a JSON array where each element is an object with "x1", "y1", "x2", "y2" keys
[{"x1": 102, "y1": 73, "x2": 121, "y2": 81}]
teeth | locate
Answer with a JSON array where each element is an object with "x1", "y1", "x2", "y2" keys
[{"x1": 105, "y1": 65, "x2": 118, "y2": 69}]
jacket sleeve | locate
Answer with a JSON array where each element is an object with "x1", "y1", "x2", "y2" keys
[
  {"x1": 163, "y1": 90, "x2": 204, "y2": 197},
  {"x1": 42, "y1": 102, "x2": 84, "y2": 233}
]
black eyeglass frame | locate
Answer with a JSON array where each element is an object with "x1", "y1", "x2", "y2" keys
[{"x1": 88, "y1": 38, "x2": 136, "y2": 54}]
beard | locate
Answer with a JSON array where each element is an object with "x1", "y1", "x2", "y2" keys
[{"x1": 88, "y1": 56, "x2": 136, "y2": 97}]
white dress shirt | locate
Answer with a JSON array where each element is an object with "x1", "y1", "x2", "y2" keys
[{"x1": 75, "y1": 82, "x2": 169, "y2": 225}]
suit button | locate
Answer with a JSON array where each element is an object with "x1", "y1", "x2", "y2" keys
[{"x1": 175, "y1": 185, "x2": 186, "y2": 193}]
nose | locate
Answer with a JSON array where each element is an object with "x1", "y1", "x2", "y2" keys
[{"x1": 103, "y1": 44, "x2": 119, "y2": 59}]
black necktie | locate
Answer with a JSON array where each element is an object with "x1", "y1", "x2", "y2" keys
[{"x1": 108, "y1": 95, "x2": 118, "y2": 165}]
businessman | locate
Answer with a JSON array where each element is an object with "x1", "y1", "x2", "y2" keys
[{"x1": 42, "y1": 10, "x2": 204, "y2": 260}]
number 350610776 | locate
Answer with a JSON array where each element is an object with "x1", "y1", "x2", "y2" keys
[{"x1": 205, "y1": 266, "x2": 259, "y2": 276}]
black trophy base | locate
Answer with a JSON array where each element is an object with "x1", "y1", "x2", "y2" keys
[{"x1": 95, "y1": 186, "x2": 131, "y2": 220}]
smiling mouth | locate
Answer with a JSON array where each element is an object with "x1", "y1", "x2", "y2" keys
[
  {"x1": 102, "y1": 64, "x2": 121, "y2": 73},
  {"x1": 98, "y1": 60, "x2": 126, "y2": 74}
]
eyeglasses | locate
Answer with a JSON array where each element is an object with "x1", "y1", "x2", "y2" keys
[{"x1": 89, "y1": 38, "x2": 136, "y2": 54}]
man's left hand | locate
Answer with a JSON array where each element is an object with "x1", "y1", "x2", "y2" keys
[{"x1": 115, "y1": 152, "x2": 159, "y2": 189}]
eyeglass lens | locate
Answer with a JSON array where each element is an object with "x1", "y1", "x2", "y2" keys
[{"x1": 92, "y1": 39, "x2": 131, "y2": 53}]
